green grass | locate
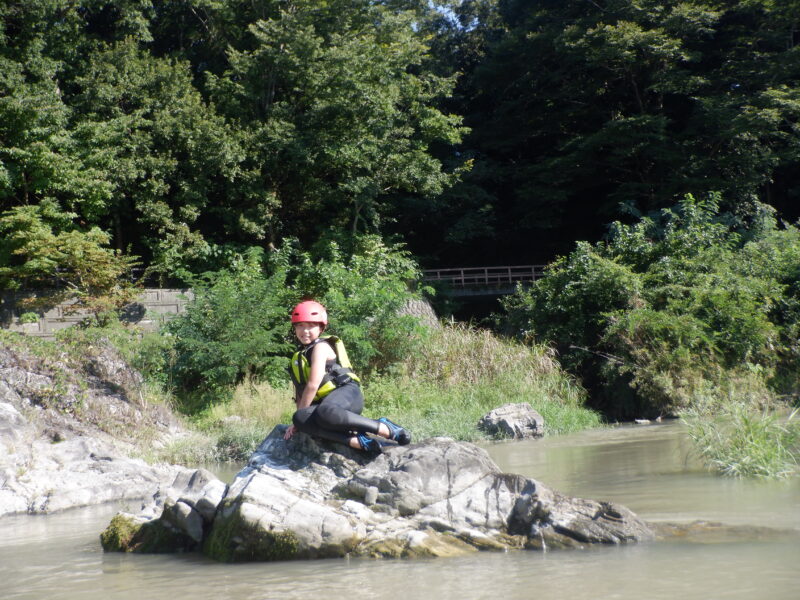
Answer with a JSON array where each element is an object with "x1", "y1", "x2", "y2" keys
[
  {"x1": 166, "y1": 323, "x2": 602, "y2": 459},
  {"x1": 175, "y1": 379, "x2": 295, "y2": 462},
  {"x1": 362, "y1": 322, "x2": 601, "y2": 441},
  {"x1": 683, "y1": 405, "x2": 799, "y2": 479},
  {"x1": 364, "y1": 372, "x2": 600, "y2": 442}
]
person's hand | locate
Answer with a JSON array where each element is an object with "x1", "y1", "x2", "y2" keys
[{"x1": 284, "y1": 425, "x2": 297, "y2": 440}]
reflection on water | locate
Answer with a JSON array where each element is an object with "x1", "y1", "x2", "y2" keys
[{"x1": 1, "y1": 422, "x2": 798, "y2": 600}]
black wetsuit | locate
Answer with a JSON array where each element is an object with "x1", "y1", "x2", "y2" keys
[{"x1": 291, "y1": 342, "x2": 380, "y2": 445}]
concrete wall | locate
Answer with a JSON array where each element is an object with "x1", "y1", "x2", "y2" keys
[{"x1": 1, "y1": 289, "x2": 194, "y2": 338}]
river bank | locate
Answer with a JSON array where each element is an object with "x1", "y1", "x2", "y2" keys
[{"x1": 0, "y1": 331, "x2": 193, "y2": 516}]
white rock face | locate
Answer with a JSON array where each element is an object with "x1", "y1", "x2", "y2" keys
[{"x1": 0, "y1": 340, "x2": 186, "y2": 517}]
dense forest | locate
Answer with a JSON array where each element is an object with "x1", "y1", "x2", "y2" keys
[{"x1": 1, "y1": 0, "x2": 798, "y2": 279}]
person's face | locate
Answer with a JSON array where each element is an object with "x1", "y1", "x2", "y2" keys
[{"x1": 293, "y1": 321, "x2": 323, "y2": 345}]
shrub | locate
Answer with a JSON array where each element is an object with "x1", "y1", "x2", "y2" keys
[
  {"x1": 280, "y1": 235, "x2": 428, "y2": 375},
  {"x1": 162, "y1": 236, "x2": 429, "y2": 409},
  {"x1": 684, "y1": 404, "x2": 799, "y2": 479},
  {"x1": 163, "y1": 248, "x2": 294, "y2": 403},
  {"x1": 503, "y1": 194, "x2": 800, "y2": 419}
]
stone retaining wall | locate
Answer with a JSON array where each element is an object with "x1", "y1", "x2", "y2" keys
[{"x1": 1, "y1": 289, "x2": 194, "y2": 338}]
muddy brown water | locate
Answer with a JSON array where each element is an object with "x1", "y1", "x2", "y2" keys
[{"x1": 1, "y1": 421, "x2": 798, "y2": 600}]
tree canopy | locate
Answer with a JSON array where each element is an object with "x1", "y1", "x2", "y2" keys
[
  {"x1": 1, "y1": 0, "x2": 798, "y2": 280},
  {"x1": 0, "y1": 0, "x2": 465, "y2": 282},
  {"x1": 400, "y1": 0, "x2": 800, "y2": 265}
]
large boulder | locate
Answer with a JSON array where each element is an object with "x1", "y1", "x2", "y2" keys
[
  {"x1": 103, "y1": 426, "x2": 655, "y2": 561},
  {"x1": 100, "y1": 468, "x2": 226, "y2": 553}
]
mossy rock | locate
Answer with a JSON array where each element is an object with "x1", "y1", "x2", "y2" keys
[
  {"x1": 357, "y1": 530, "x2": 478, "y2": 558},
  {"x1": 457, "y1": 531, "x2": 527, "y2": 552},
  {"x1": 203, "y1": 510, "x2": 300, "y2": 562},
  {"x1": 100, "y1": 513, "x2": 195, "y2": 553},
  {"x1": 100, "y1": 514, "x2": 143, "y2": 551}
]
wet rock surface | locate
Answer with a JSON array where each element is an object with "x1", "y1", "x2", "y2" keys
[{"x1": 103, "y1": 426, "x2": 656, "y2": 561}]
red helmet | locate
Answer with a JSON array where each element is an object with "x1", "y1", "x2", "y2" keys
[{"x1": 291, "y1": 300, "x2": 328, "y2": 325}]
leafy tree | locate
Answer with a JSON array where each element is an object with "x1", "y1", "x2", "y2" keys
[
  {"x1": 1, "y1": 0, "x2": 467, "y2": 283},
  {"x1": 68, "y1": 38, "x2": 239, "y2": 276},
  {"x1": 0, "y1": 202, "x2": 139, "y2": 323},
  {"x1": 415, "y1": 0, "x2": 800, "y2": 265},
  {"x1": 204, "y1": 0, "x2": 467, "y2": 246},
  {"x1": 0, "y1": 3, "x2": 107, "y2": 216}
]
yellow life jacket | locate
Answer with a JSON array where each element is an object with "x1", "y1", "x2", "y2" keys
[{"x1": 289, "y1": 335, "x2": 360, "y2": 401}]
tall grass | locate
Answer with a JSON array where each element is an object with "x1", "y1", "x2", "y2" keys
[
  {"x1": 683, "y1": 404, "x2": 799, "y2": 479},
  {"x1": 148, "y1": 381, "x2": 294, "y2": 464},
  {"x1": 680, "y1": 370, "x2": 800, "y2": 479},
  {"x1": 364, "y1": 323, "x2": 601, "y2": 441}
]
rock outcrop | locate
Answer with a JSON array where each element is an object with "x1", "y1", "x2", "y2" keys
[
  {"x1": 0, "y1": 335, "x2": 188, "y2": 516},
  {"x1": 102, "y1": 426, "x2": 655, "y2": 560}
]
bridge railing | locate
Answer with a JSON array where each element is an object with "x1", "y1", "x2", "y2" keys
[{"x1": 421, "y1": 265, "x2": 546, "y2": 288}]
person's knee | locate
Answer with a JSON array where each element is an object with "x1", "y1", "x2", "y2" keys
[{"x1": 314, "y1": 402, "x2": 345, "y2": 428}]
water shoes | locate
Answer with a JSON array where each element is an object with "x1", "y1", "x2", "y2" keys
[
  {"x1": 356, "y1": 433, "x2": 383, "y2": 455},
  {"x1": 378, "y1": 417, "x2": 411, "y2": 445}
]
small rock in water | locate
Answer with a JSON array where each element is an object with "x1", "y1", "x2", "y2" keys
[{"x1": 478, "y1": 403, "x2": 545, "y2": 439}]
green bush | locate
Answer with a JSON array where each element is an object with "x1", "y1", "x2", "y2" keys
[
  {"x1": 18, "y1": 311, "x2": 39, "y2": 324},
  {"x1": 162, "y1": 248, "x2": 294, "y2": 404},
  {"x1": 282, "y1": 235, "x2": 428, "y2": 375},
  {"x1": 503, "y1": 194, "x2": 800, "y2": 419}
]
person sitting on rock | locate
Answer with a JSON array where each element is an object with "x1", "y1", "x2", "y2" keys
[{"x1": 283, "y1": 300, "x2": 411, "y2": 453}]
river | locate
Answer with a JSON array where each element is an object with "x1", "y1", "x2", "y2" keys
[{"x1": 1, "y1": 421, "x2": 798, "y2": 599}]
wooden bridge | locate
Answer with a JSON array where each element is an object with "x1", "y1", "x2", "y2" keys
[{"x1": 421, "y1": 265, "x2": 546, "y2": 296}]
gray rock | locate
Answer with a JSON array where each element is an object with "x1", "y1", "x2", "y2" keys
[
  {"x1": 1, "y1": 433, "x2": 188, "y2": 516},
  {"x1": 195, "y1": 479, "x2": 228, "y2": 523},
  {"x1": 0, "y1": 337, "x2": 187, "y2": 517},
  {"x1": 102, "y1": 466, "x2": 229, "y2": 552},
  {"x1": 0, "y1": 401, "x2": 25, "y2": 443},
  {"x1": 162, "y1": 499, "x2": 205, "y2": 543},
  {"x1": 478, "y1": 402, "x2": 545, "y2": 439},
  {"x1": 105, "y1": 426, "x2": 655, "y2": 561},
  {"x1": 398, "y1": 298, "x2": 439, "y2": 329},
  {"x1": 85, "y1": 341, "x2": 144, "y2": 396}
]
